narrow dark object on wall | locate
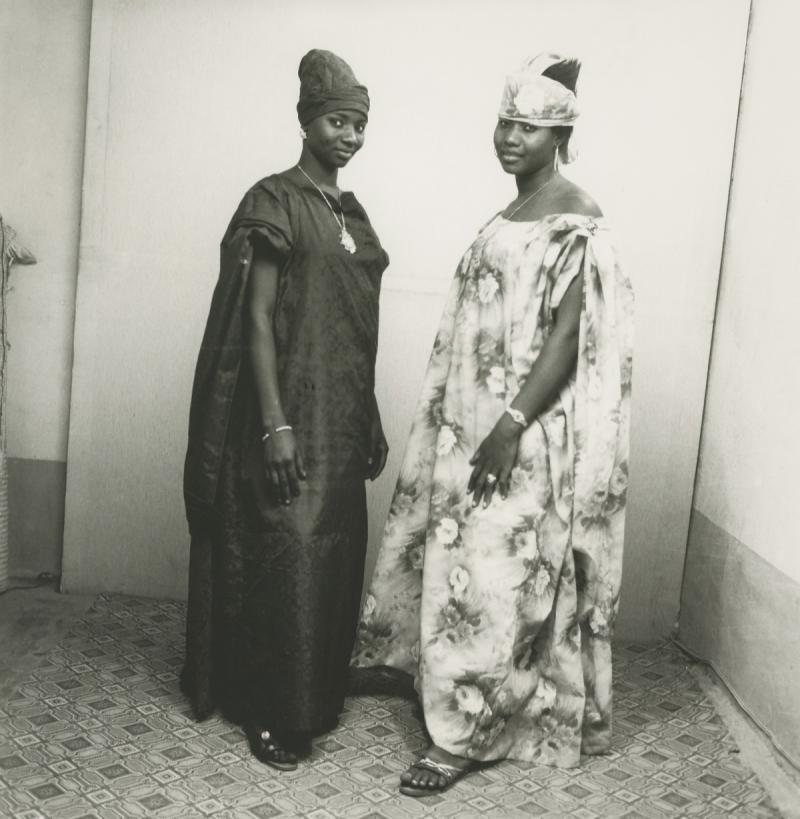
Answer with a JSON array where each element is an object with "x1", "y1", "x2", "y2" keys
[{"x1": 0, "y1": 215, "x2": 37, "y2": 593}]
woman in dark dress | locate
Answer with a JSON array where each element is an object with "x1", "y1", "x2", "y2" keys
[{"x1": 181, "y1": 49, "x2": 389, "y2": 770}]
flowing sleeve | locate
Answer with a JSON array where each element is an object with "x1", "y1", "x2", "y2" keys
[
  {"x1": 533, "y1": 217, "x2": 634, "y2": 612},
  {"x1": 545, "y1": 228, "x2": 590, "y2": 317},
  {"x1": 568, "y1": 222, "x2": 635, "y2": 620},
  {"x1": 183, "y1": 177, "x2": 293, "y2": 529}
]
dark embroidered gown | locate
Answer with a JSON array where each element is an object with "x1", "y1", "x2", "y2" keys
[{"x1": 181, "y1": 172, "x2": 388, "y2": 737}]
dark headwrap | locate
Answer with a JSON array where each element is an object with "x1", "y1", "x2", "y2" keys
[{"x1": 296, "y1": 49, "x2": 370, "y2": 126}]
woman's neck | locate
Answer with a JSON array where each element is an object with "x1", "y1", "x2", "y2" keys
[
  {"x1": 297, "y1": 147, "x2": 339, "y2": 191},
  {"x1": 515, "y1": 164, "x2": 557, "y2": 197}
]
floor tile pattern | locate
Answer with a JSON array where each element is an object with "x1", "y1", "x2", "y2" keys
[{"x1": 0, "y1": 595, "x2": 780, "y2": 818}]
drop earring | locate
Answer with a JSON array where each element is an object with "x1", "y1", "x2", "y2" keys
[
  {"x1": 300, "y1": 127, "x2": 307, "y2": 140},
  {"x1": 553, "y1": 144, "x2": 560, "y2": 173}
]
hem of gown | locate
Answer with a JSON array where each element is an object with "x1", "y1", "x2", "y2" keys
[
  {"x1": 430, "y1": 737, "x2": 585, "y2": 767},
  {"x1": 179, "y1": 666, "x2": 343, "y2": 738},
  {"x1": 350, "y1": 665, "x2": 611, "y2": 767},
  {"x1": 424, "y1": 729, "x2": 613, "y2": 766},
  {"x1": 461, "y1": 743, "x2": 611, "y2": 767}
]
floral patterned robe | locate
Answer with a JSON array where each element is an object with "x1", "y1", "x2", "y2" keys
[{"x1": 352, "y1": 213, "x2": 634, "y2": 766}]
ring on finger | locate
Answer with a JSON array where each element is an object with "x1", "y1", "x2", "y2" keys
[{"x1": 486, "y1": 473, "x2": 498, "y2": 485}]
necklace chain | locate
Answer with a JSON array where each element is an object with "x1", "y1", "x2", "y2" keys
[
  {"x1": 296, "y1": 165, "x2": 357, "y2": 253},
  {"x1": 506, "y1": 173, "x2": 559, "y2": 220}
]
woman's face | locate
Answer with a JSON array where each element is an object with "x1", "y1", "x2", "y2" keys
[
  {"x1": 493, "y1": 118, "x2": 558, "y2": 175},
  {"x1": 305, "y1": 110, "x2": 367, "y2": 168}
]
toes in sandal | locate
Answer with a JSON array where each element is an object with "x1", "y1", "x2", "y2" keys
[
  {"x1": 399, "y1": 755, "x2": 473, "y2": 797},
  {"x1": 245, "y1": 725, "x2": 298, "y2": 771}
]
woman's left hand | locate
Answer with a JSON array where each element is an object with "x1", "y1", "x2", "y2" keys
[
  {"x1": 468, "y1": 414, "x2": 523, "y2": 507},
  {"x1": 367, "y1": 408, "x2": 389, "y2": 480}
]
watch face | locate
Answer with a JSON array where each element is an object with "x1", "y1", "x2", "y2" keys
[{"x1": 506, "y1": 407, "x2": 527, "y2": 426}]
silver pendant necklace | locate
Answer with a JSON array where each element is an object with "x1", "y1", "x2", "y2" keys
[{"x1": 296, "y1": 165, "x2": 357, "y2": 254}]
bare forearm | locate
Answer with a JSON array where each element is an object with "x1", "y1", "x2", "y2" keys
[
  {"x1": 248, "y1": 320, "x2": 287, "y2": 429},
  {"x1": 509, "y1": 330, "x2": 578, "y2": 424},
  {"x1": 470, "y1": 274, "x2": 583, "y2": 506}
]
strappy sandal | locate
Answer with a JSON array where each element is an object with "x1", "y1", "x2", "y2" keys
[
  {"x1": 244, "y1": 725, "x2": 298, "y2": 771},
  {"x1": 399, "y1": 755, "x2": 474, "y2": 797}
]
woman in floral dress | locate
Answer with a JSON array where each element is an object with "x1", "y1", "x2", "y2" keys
[{"x1": 351, "y1": 54, "x2": 634, "y2": 795}]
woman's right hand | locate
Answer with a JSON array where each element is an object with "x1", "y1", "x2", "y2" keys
[{"x1": 263, "y1": 430, "x2": 306, "y2": 505}]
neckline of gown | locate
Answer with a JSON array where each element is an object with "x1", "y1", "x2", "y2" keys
[
  {"x1": 279, "y1": 171, "x2": 356, "y2": 205},
  {"x1": 494, "y1": 211, "x2": 605, "y2": 226}
]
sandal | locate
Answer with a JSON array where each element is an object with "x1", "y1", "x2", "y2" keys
[
  {"x1": 399, "y1": 755, "x2": 474, "y2": 797},
  {"x1": 244, "y1": 725, "x2": 298, "y2": 771}
]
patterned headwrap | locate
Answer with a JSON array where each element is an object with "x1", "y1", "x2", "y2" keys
[
  {"x1": 296, "y1": 49, "x2": 370, "y2": 126},
  {"x1": 499, "y1": 53, "x2": 581, "y2": 163}
]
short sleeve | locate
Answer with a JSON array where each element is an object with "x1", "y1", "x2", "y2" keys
[
  {"x1": 543, "y1": 218, "x2": 608, "y2": 319},
  {"x1": 548, "y1": 234, "x2": 587, "y2": 311},
  {"x1": 224, "y1": 177, "x2": 293, "y2": 262}
]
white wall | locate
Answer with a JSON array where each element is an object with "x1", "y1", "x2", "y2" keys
[
  {"x1": 0, "y1": 0, "x2": 90, "y2": 460},
  {"x1": 0, "y1": 0, "x2": 91, "y2": 577},
  {"x1": 693, "y1": 0, "x2": 800, "y2": 584},
  {"x1": 679, "y1": 0, "x2": 800, "y2": 764},
  {"x1": 63, "y1": 0, "x2": 749, "y2": 640}
]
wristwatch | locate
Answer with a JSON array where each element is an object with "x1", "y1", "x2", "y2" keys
[{"x1": 505, "y1": 407, "x2": 527, "y2": 427}]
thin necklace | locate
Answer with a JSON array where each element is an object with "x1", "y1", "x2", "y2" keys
[
  {"x1": 505, "y1": 173, "x2": 559, "y2": 220},
  {"x1": 296, "y1": 164, "x2": 357, "y2": 254}
]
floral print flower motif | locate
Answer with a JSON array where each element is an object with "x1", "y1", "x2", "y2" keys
[
  {"x1": 609, "y1": 465, "x2": 628, "y2": 498},
  {"x1": 401, "y1": 528, "x2": 426, "y2": 573},
  {"x1": 486, "y1": 366, "x2": 506, "y2": 395},
  {"x1": 509, "y1": 527, "x2": 537, "y2": 557},
  {"x1": 362, "y1": 593, "x2": 376, "y2": 623},
  {"x1": 470, "y1": 718, "x2": 509, "y2": 751},
  {"x1": 621, "y1": 353, "x2": 634, "y2": 389},
  {"x1": 589, "y1": 607, "x2": 608, "y2": 636},
  {"x1": 436, "y1": 424, "x2": 458, "y2": 456},
  {"x1": 516, "y1": 556, "x2": 554, "y2": 598},
  {"x1": 390, "y1": 490, "x2": 415, "y2": 519},
  {"x1": 455, "y1": 683, "x2": 485, "y2": 716},
  {"x1": 449, "y1": 566, "x2": 470, "y2": 600},
  {"x1": 478, "y1": 274, "x2": 500, "y2": 304},
  {"x1": 437, "y1": 598, "x2": 482, "y2": 643},
  {"x1": 436, "y1": 517, "x2": 459, "y2": 546},
  {"x1": 532, "y1": 565, "x2": 551, "y2": 597},
  {"x1": 407, "y1": 544, "x2": 424, "y2": 571},
  {"x1": 533, "y1": 677, "x2": 557, "y2": 710}
]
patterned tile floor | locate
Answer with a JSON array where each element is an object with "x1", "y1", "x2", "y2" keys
[{"x1": 0, "y1": 594, "x2": 781, "y2": 818}]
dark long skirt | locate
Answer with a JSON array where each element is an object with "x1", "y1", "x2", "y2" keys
[
  {"x1": 181, "y1": 172, "x2": 388, "y2": 737},
  {"x1": 180, "y1": 437, "x2": 367, "y2": 737}
]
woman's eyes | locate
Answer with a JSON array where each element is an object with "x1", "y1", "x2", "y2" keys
[
  {"x1": 330, "y1": 118, "x2": 366, "y2": 133},
  {"x1": 497, "y1": 119, "x2": 537, "y2": 133}
]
